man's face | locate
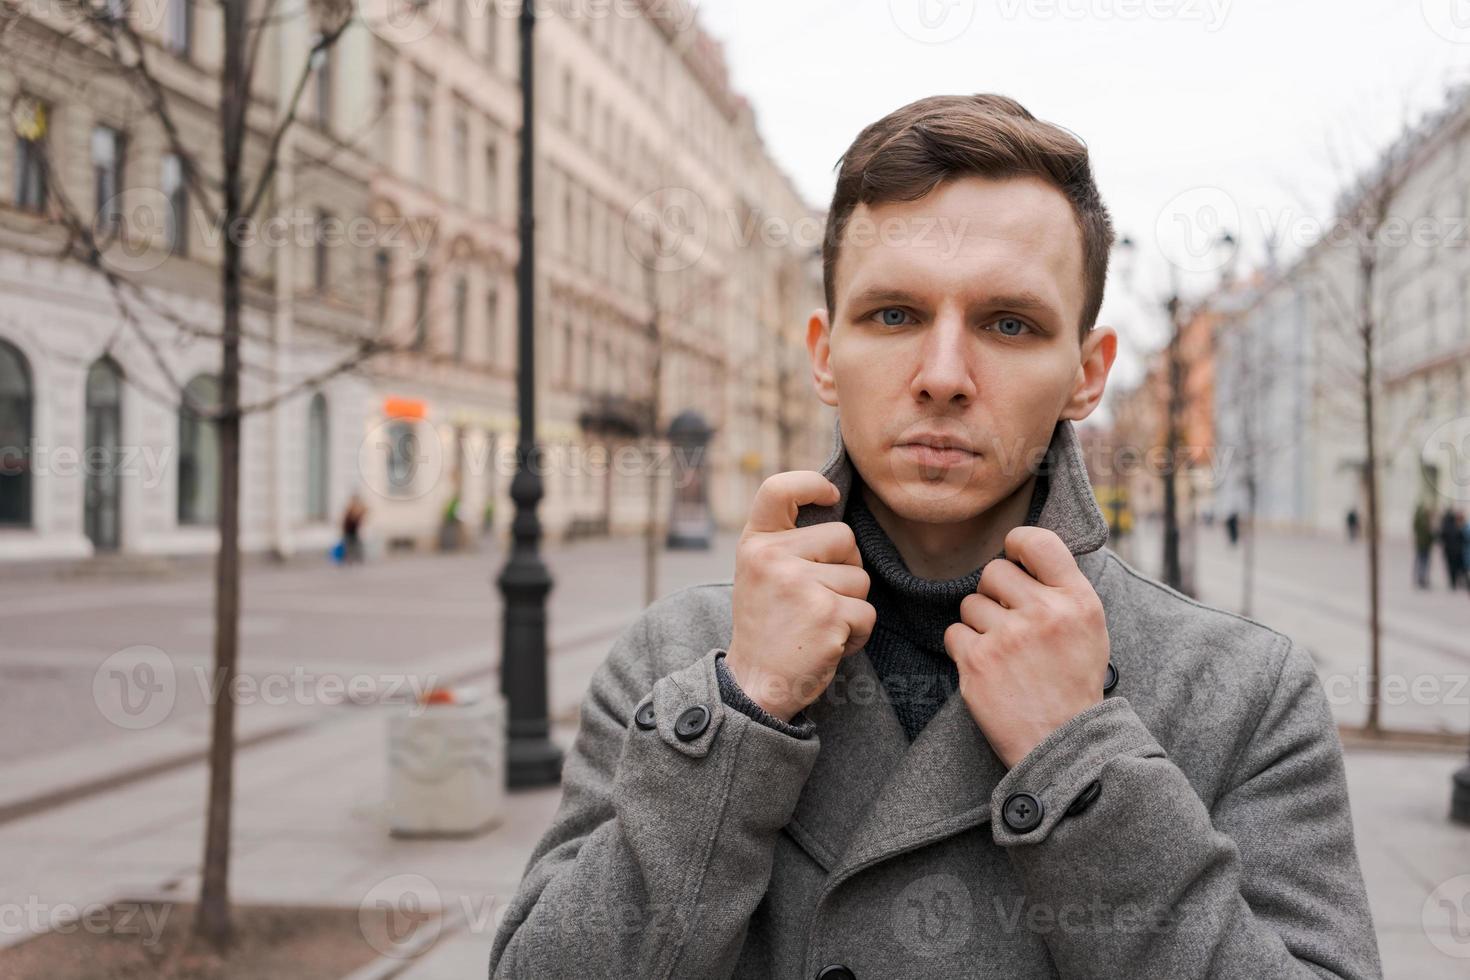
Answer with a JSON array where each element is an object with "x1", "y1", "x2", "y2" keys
[{"x1": 809, "y1": 174, "x2": 1114, "y2": 525}]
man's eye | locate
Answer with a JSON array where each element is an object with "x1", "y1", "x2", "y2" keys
[
  {"x1": 876, "y1": 308, "x2": 910, "y2": 327},
  {"x1": 991, "y1": 316, "x2": 1030, "y2": 336}
]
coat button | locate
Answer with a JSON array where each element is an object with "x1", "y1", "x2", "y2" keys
[
  {"x1": 1065, "y1": 779, "x2": 1102, "y2": 817},
  {"x1": 674, "y1": 704, "x2": 711, "y2": 741},
  {"x1": 816, "y1": 966, "x2": 856, "y2": 980},
  {"x1": 1103, "y1": 661, "x2": 1119, "y2": 693},
  {"x1": 634, "y1": 702, "x2": 657, "y2": 731},
  {"x1": 1002, "y1": 791, "x2": 1045, "y2": 833}
]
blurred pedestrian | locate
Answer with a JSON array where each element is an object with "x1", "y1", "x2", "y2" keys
[
  {"x1": 1224, "y1": 510, "x2": 1239, "y2": 546},
  {"x1": 1413, "y1": 502, "x2": 1434, "y2": 589},
  {"x1": 342, "y1": 493, "x2": 368, "y2": 565},
  {"x1": 1441, "y1": 507, "x2": 1465, "y2": 590},
  {"x1": 1462, "y1": 512, "x2": 1470, "y2": 593},
  {"x1": 1345, "y1": 508, "x2": 1359, "y2": 542}
]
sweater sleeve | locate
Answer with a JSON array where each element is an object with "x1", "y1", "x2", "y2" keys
[
  {"x1": 488, "y1": 615, "x2": 821, "y2": 980},
  {"x1": 985, "y1": 634, "x2": 1382, "y2": 979},
  {"x1": 714, "y1": 650, "x2": 816, "y2": 739}
]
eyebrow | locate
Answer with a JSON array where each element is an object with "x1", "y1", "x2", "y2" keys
[{"x1": 846, "y1": 286, "x2": 1058, "y2": 314}]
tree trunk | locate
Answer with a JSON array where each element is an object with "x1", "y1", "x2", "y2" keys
[
  {"x1": 1162, "y1": 299, "x2": 1183, "y2": 592},
  {"x1": 195, "y1": 0, "x2": 247, "y2": 949},
  {"x1": 1360, "y1": 254, "x2": 1383, "y2": 734}
]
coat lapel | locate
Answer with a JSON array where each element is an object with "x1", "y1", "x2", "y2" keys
[{"x1": 787, "y1": 415, "x2": 1111, "y2": 876}]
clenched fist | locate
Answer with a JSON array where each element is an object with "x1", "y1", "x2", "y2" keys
[
  {"x1": 944, "y1": 525, "x2": 1110, "y2": 769},
  {"x1": 723, "y1": 472, "x2": 877, "y2": 722}
]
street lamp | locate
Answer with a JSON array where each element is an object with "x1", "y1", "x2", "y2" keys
[{"x1": 496, "y1": 0, "x2": 562, "y2": 789}]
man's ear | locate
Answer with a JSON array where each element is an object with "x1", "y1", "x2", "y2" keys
[
  {"x1": 1060, "y1": 324, "x2": 1117, "y2": 423},
  {"x1": 807, "y1": 307, "x2": 839, "y2": 408}
]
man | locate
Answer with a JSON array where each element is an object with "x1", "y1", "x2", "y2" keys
[
  {"x1": 1442, "y1": 507, "x2": 1466, "y2": 591},
  {"x1": 489, "y1": 95, "x2": 1380, "y2": 979},
  {"x1": 1413, "y1": 501, "x2": 1434, "y2": 589}
]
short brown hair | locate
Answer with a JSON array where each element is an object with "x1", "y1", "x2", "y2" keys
[{"x1": 822, "y1": 94, "x2": 1114, "y2": 337}]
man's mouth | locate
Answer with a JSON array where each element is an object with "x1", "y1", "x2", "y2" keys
[{"x1": 895, "y1": 437, "x2": 978, "y2": 469}]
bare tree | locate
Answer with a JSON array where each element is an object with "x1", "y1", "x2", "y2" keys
[
  {"x1": 0, "y1": 0, "x2": 409, "y2": 948},
  {"x1": 1294, "y1": 107, "x2": 1430, "y2": 733},
  {"x1": 627, "y1": 206, "x2": 726, "y2": 607}
]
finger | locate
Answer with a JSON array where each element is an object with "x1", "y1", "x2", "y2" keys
[
  {"x1": 958, "y1": 589, "x2": 1005, "y2": 633},
  {"x1": 1003, "y1": 526, "x2": 1083, "y2": 589},
  {"x1": 836, "y1": 595, "x2": 876, "y2": 656},
  {"x1": 746, "y1": 471, "x2": 839, "y2": 534},
  {"x1": 977, "y1": 556, "x2": 1038, "y2": 608},
  {"x1": 775, "y1": 522, "x2": 862, "y2": 567},
  {"x1": 808, "y1": 561, "x2": 870, "y2": 600}
]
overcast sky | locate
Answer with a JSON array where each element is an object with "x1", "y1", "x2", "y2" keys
[{"x1": 696, "y1": 0, "x2": 1470, "y2": 394}]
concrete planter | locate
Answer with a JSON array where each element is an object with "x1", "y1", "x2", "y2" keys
[{"x1": 387, "y1": 690, "x2": 505, "y2": 838}]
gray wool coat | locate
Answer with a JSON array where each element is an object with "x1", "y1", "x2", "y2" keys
[{"x1": 488, "y1": 418, "x2": 1382, "y2": 980}]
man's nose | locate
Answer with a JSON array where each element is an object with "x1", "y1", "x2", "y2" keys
[{"x1": 910, "y1": 312, "x2": 976, "y2": 405}]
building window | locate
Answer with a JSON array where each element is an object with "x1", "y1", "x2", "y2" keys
[
  {"x1": 562, "y1": 317, "x2": 573, "y2": 385},
  {"x1": 91, "y1": 125, "x2": 125, "y2": 233},
  {"x1": 453, "y1": 277, "x2": 468, "y2": 361},
  {"x1": 452, "y1": 107, "x2": 469, "y2": 200},
  {"x1": 306, "y1": 391, "x2": 329, "y2": 522},
  {"x1": 178, "y1": 374, "x2": 220, "y2": 526},
  {"x1": 483, "y1": 139, "x2": 499, "y2": 217},
  {"x1": 374, "y1": 249, "x2": 391, "y2": 328},
  {"x1": 13, "y1": 97, "x2": 48, "y2": 213},
  {"x1": 375, "y1": 69, "x2": 393, "y2": 164},
  {"x1": 0, "y1": 339, "x2": 33, "y2": 527},
  {"x1": 166, "y1": 0, "x2": 193, "y2": 57},
  {"x1": 412, "y1": 264, "x2": 430, "y2": 350},
  {"x1": 412, "y1": 90, "x2": 432, "y2": 184},
  {"x1": 314, "y1": 46, "x2": 333, "y2": 133},
  {"x1": 485, "y1": 3, "x2": 498, "y2": 67},
  {"x1": 161, "y1": 153, "x2": 189, "y2": 256},
  {"x1": 314, "y1": 209, "x2": 332, "y2": 294},
  {"x1": 485, "y1": 284, "x2": 499, "y2": 365},
  {"x1": 385, "y1": 420, "x2": 419, "y2": 497}
]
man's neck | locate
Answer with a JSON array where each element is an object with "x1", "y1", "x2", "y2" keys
[{"x1": 859, "y1": 475, "x2": 1040, "y2": 580}]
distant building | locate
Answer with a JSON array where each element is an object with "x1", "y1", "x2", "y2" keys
[
  {"x1": 1214, "y1": 85, "x2": 1470, "y2": 541},
  {"x1": 0, "y1": 0, "x2": 829, "y2": 564},
  {"x1": 0, "y1": 3, "x2": 376, "y2": 563}
]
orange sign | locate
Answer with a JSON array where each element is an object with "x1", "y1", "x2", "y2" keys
[{"x1": 383, "y1": 397, "x2": 427, "y2": 420}]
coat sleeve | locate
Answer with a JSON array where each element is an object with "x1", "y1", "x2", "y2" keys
[
  {"x1": 986, "y1": 633, "x2": 1383, "y2": 980},
  {"x1": 487, "y1": 611, "x2": 821, "y2": 980}
]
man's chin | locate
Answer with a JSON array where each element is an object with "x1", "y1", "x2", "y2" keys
[{"x1": 870, "y1": 476, "x2": 999, "y2": 526}]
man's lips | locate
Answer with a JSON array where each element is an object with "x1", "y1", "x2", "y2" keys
[{"x1": 895, "y1": 441, "x2": 978, "y2": 468}]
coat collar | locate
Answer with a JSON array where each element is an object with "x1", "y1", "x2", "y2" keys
[{"x1": 786, "y1": 416, "x2": 1111, "y2": 879}]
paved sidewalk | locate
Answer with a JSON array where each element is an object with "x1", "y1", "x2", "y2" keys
[{"x1": 3, "y1": 628, "x2": 1468, "y2": 978}]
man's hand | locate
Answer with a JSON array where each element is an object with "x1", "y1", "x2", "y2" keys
[
  {"x1": 944, "y1": 525, "x2": 1109, "y2": 769},
  {"x1": 724, "y1": 472, "x2": 876, "y2": 722}
]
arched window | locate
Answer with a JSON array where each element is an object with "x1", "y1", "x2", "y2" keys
[
  {"x1": 306, "y1": 391, "x2": 329, "y2": 522},
  {"x1": 178, "y1": 373, "x2": 220, "y2": 525},
  {"x1": 0, "y1": 339, "x2": 33, "y2": 526},
  {"x1": 85, "y1": 357, "x2": 124, "y2": 550}
]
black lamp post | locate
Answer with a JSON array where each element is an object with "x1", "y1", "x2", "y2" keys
[{"x1": 497, "y1": 0, "x2": 562, "y2": 789}]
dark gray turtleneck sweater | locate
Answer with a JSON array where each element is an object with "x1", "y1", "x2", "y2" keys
[{"x1": 715, "y1": 471, "x2": 1050, "y2": 742}]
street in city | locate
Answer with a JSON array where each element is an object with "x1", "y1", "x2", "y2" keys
[{"x1": 2, "y1": 528, "x2": 1468, "y2": 977}]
